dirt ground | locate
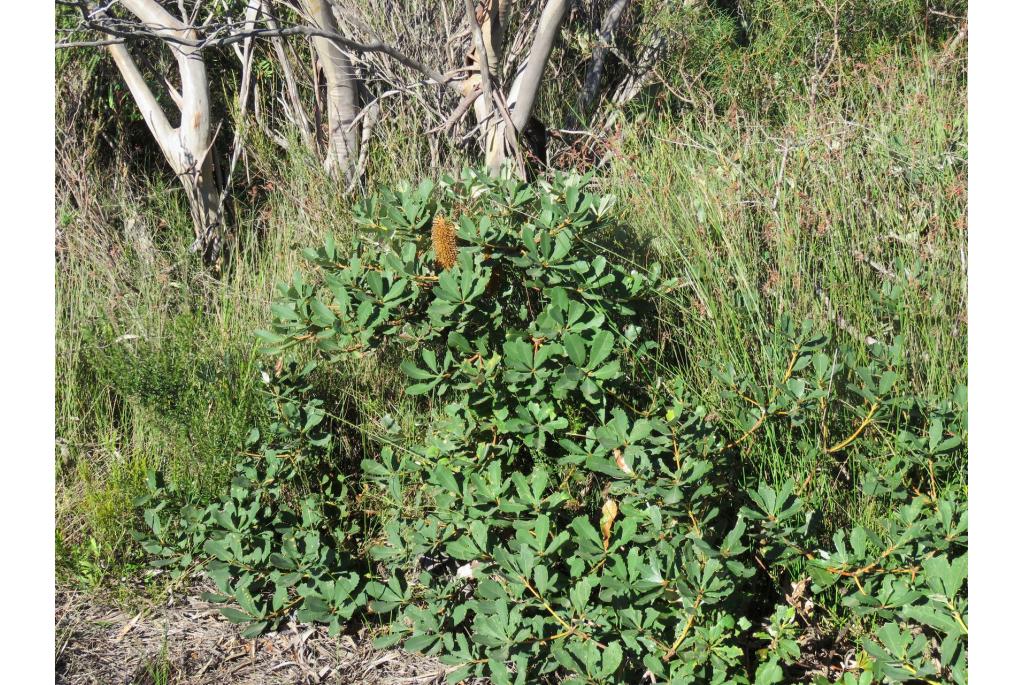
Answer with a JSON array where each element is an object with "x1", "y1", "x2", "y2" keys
[
  {"x1": 56, "y1": 578, "x2": 858, "y2": 684},
  {"x1": 55, "y1": 583, "x2": 449, "y2": 685}
]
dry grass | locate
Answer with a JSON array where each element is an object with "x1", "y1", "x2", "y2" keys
[{"x1": 56, "y1": 583, "x2": 450, "y2": 685}]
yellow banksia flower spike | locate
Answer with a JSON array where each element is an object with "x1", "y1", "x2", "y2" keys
[{"x1": 432, "y1": 214, "x2": 459, "y2": 270}]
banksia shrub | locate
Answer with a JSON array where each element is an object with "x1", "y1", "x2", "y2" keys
[{"x1": 137, "y1": 168, "x2": 967, "y2": 685}]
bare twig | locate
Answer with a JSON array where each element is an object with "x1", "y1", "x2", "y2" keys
[
  {"x1": 217, "y1": 0, "x2": 261, "y2": 219},
  {"x1": 261, "y1": 0, "x2": 314, "y2": 148},
  {"x1": 771, "y1": 139, "x2": 790, "y2": 212},
  {"x1": 571, "y1": 0, "x2": 629, "y2": 128},
  {"x1": 59, "y1": 15, "x2": 465, "y2": 98},
  {"x1": 428, "y1": 86, "x2": 481, "y2": 133},
  {"x1": 935, "y1": 20, "x2": 967, "y2": 71},
  {"x1": 465, "y1": 0, "x2": 494, "y2": 124}
]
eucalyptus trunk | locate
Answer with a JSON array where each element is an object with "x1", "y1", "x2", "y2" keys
[
  {"x1": 106, "y1": 0, "x2": 223, "y2": 262},
  {"x1": 483, "y1": 0, "x2": 568, "y2": 176},
  {"x1": 302, "y1": 0, "x2": 361, "y2": 184}
]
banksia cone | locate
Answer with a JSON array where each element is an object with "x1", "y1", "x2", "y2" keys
[{"x1": 432, "y1": 214, "x2": 458, "y2": 270}]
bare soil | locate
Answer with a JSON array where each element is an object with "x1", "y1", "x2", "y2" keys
[
  {"x1": 56, "y1": 583, "x2": 448, "y2": 685},
  {"x1": 55, "y1": 577, "x2": 859, "y2": 684}
]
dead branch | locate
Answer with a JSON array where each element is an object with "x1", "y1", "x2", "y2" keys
[
  {"x1": 59, "y1": 11, "x2": 466, "y2": 98},
  {"x1": 571, "y1": 0, "x2": 629, "y2": 128}
]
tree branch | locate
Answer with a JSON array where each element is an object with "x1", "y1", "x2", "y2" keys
[
  {"x1": 260, "y1": 0, "x2": 314, "y2": 148},
  {"x1": 465, "y1": 0, "x2": 494, "y2": 124},
  {"x1": 572, "y1": 0, "x2": 629, "y2": 126},
  {"x1": 119, "y1": 0, "x2": 190, "y2": 50},
  {"x1": 106, "y1": 42, "x2": 175, "y2": 152},
  {"x1": 509, "y1": 0, "x2": 568, "y2": 131},
  {"x1": 300, "y1": 0, "x2": 361, "y2": 180},
  {"x1": 60, "y1": 14, "x2": 466, "y2": 98}
]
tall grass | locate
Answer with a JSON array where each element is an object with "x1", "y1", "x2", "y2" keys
[{"x1": 607, "y1": 43, "x2": 966, "y2": 524}]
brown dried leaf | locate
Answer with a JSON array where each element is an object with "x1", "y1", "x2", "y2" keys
[
  {"x1": 600, "y1": 499, "x2": 618, "y2": 550},
  {"x1": 613, "y1": 448, "x2": 632, "y2": 475}
]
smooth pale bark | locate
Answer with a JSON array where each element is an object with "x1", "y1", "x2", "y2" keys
[
  {"x1": 485, "y1": 0, "x2": 568, "y2": 175},
  {"x1": 483, "y1": 0, "x2": 515, "y2": 170},
  {"x1": 507, "y1": 0, "x2": 568, "y2": 132},
  {"x1": 106, "y1": 0, "x2": 222, "y2": 260},
  {"x1": 301, "y1": 0, "x2": 361, "y2": 183},
  {"x1": 480, "y1": 0, "x2": 509, "y2": 78},
  {"x1": 467, "y1": 0, "x2": 497, "y2": 167}
]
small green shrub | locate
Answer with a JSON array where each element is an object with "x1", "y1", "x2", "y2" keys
[
  {"x1": 137, "y1": 169, "x2": 966, "y2": 683},
  {"x1": 87, "y1": 313, "x2": 266, "y2": 496}
]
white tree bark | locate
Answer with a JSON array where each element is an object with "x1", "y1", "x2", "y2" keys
[
  {"x1": 507, "y1": 0, "x2": 568, "y2": 132},
  {"x1": 106, "y1": 0, "x2": 222, "y2": 261},
  {"x1": 484, "y1": 0, "x2": 568, "y2": 175},
  {"x1": 301, "y1": 0, "x2": 361, "y2": 184},
  {"x1": 466, "y1": 0, "x2": 499, "y2": 170}
]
